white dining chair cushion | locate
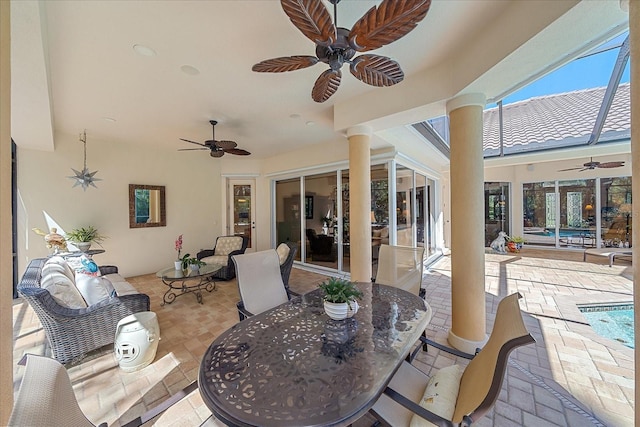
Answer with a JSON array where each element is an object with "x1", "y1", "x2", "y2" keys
[
  {"x1": 276, "y1": 243, "x2": 290, "y2": 265},
  {"x1": 409, "y1": 364, "x2": 465, "y2": 427}
]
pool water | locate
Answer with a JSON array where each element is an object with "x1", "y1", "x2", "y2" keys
[{"x1": 579, "y1": 304, "x2": 634, "y2": 348}]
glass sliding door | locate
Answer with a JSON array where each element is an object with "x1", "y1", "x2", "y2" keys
[
  {"x1": 371, "y1": 164, "x2": 389, "y2": 262},
  {"x1": 304, "y1": 172, "x2": 338, "y2": 269},
  {"x1": 484, "y1": 182, "x2": 510, "y2": 246},
  {"x1": 275, "y1": 178, "x2": 301, "y2": 261},
  {"x1": 341, "y1": 170, "x2": 350, "y2": 272},
  {"x1": 396, "y1": 165, "x2": 413, "y2": 246},
  {"x1": 601, "y1": 176, "x2": 632, "y2": 247},
  {"x1": 523, "y1": 181, "x2": 557, "y2": 247},
  {"x1": 416, "y1": 173, "x2": 427, "y2": 250},
  {"x1": 557, "y1": 179, "x2": 596, "y2": 248}
]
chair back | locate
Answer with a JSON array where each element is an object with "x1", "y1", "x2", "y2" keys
[
  {"x1": 452, "y1": 292, "x2": 535, "y2": 423},
  {"x1": 9, "y1": 354, "x2": 97, "y2": 426},
  {"x1": 233, "y1": 250, "x2": 290, "y2": 316},
  {"x1": 375, "y1": 245, "x2": 425, "y2": 296},
  {"x1": 214, "y1": 236, "x2": 247, "y2": 256}
]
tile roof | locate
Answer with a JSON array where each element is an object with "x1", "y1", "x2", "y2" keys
[{"x1": 483, "y1": 83, "x2": 630, "y2": 156}]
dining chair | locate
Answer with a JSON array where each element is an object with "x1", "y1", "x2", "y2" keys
[
  {"x1": 233, "y1": 249, "x2": 290, "y2": 320},
  {"x1": 9, "y1": 354, "x2": 105, "y2": 427},
  {"x1": 374, "y1": 244, "x2": 425, "y2": 297},
  {"x1": 370, "y1": 292, "x2": 535, "y2": 427}
]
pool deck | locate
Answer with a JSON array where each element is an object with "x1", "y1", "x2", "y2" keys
[{"x1": 11, "y1": 247, "x2": 635, "y2": 426}]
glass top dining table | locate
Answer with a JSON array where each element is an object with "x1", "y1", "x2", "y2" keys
[{"x1": 198, "y1": 282, "x2": 433, "y2": 427}]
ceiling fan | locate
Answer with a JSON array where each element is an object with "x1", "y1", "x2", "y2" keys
[
  {"x1": 252, "y1": 0, "x2": 432, "y2": 103},
  {"x1": 179, "y1": 120, "x2": 250, "y2": 158},
  {"x1": 558, "y1": 157, "x2": 625, "y2": 172}
]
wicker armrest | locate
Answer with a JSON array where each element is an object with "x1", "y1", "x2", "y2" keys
[
  {"x1": 99, "y1": 265, "x2": 118, "y2": 275},
  {"x1": 196, "y1": 249, "x2": 214, "y2": 260}
]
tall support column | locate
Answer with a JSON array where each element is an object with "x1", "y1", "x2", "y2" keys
[
  {"x1": 446, "y1": 93, "x2": 488, "y2": 353},
  {"x1": 0, "y1": 0, "x2": 13, "y2": 423},
  {"x1": 625, "y1": 0, "x2": 639, "y2": 423},
  {"x1": 347, "y1": 125, "x2": 372, "y2": 282}
]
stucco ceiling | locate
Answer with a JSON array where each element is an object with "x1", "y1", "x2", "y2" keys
[{"x1": 10, "y1": 1, "x2": 628, "y2": 159}]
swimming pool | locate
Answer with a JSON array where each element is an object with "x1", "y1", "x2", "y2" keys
[
  {"x1": 527, "y1": 229, "x2": 591, "y2": 238},
  {"x1": 579, "y1": 304, "x2": 634, "y2": 348}
]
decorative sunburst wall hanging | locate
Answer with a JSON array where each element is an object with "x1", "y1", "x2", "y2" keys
[{"x1": 68, "y1": 130, "x2": 101, "y2": 190}]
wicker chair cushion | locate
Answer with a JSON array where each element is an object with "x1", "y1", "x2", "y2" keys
[
  {"x1": 41, "y1": 261, "x2": 87, "y2": 309},
  {"x1": 276, "y1": 243, "x2": 290, "y2": 265},
  {"x1": 75, "y1": 274, "x2": 115, "y2": 305},
  {"x1": 103, "y1": 273, "x2": 139, "y2": 296},
  {"x1": 45, "y1": 256, "x2": 76, "y2": 280},
  {"x1": 409, "y1": 364, "x2": 465, "y2": 427},
  {"x1": 199, "y1": 255, "x2": 227, "y2": 267},
  {"x1": 214, "y1": 237, "x2": 244, "y2": 256}
]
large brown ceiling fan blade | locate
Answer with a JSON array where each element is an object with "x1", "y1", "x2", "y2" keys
[
  {"x1": 350, "y1": 54, "x2": 404, "y2": 87},
  {"x1": 225, "y1": 148, "x2": 251, "y2": 156},
  {"x1": 252, "y1": 56, "x2": 319, "y2": 73},
  {"x1": 597, "y1": 161, "x2": 625, "y2": 168},
  {"x1": 215, "y1": 140, "x2": 238, "y2": 150},
  {"x1": 280, "y1": 0, "x2": 336, "y2": 46},
  {"x1": 178, "y1": 148, "x2": 208, "y2": 151},
  {"x1": 348, "y1": 0, "x2": 432, "y2": 52},
  {"x1": 558, "y1": 167, "x2": 584, "y2": 172},
  {"x1": 180, "y1": 138, "x2": 207, "y2": 147},
  {"x1": 312, "y1": 69, "x2": 341, "y2": 103}
]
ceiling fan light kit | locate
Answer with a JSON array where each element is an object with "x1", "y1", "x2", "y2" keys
[
  {"x1": 253, "y1": 0, "x2": 432, "y2": 102},
  {"x1": 179, "y1": 120, "x2": 251, "y2": 158}
]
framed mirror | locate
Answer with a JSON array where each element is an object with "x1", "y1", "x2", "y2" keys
[{"x1": 129, "y1": 184, "x2": 166, "y2": 228}]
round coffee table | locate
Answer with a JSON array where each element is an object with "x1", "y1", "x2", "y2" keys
[{"x1": 156, "y1": 263, "x2": 224, "y2": 305}]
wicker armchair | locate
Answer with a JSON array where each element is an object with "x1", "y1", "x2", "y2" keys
[
  {"x1": 279, "y1": 241, "x2": 298, "y2": 296},
  {"x1": 17, "y1": 258, "x2": 150, "y2": 365},
  {"x1": 196, "y1": 235, "x2": 249, "y2": 280}
]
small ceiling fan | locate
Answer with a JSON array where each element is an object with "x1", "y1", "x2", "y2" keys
[
  {"x1": 252, "y1": 0, "x2": 432, "y2": 102},
  {"x1": 179, "y1": 120, "x2": 250, "y2": 158},
  {"x1": 558, "y1": 157, "x2": 625, "y2": 172}
]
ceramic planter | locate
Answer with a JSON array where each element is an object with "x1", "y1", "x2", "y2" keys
[{"x1": 324, "y1": 301, "x2": 349, "y2": 320}]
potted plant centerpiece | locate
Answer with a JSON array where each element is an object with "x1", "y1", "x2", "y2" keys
[
  {"x1": 507, "y1": 236, "x2": 526, "y2": 253},
  {"x1": 319, "y1": 277, "x2": 363, "y2": 320},
  {"x1": 179, "y1": 253, "x2": 206, "y2": 272},
  {"x1": 65, "y1": 226, "x2": 106, "y2": 252}
]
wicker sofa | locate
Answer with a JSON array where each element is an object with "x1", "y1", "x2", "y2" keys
[
  {"x1": 197, "y1": 235, "x2": 249, "y2": 280},
  {"x1": 18, "y1": 257, "x2": 150, "y2": 365}
]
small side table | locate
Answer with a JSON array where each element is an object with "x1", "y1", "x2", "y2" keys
[{"x1": 115, "y1": 312, "x2": 160, "y2": 372}]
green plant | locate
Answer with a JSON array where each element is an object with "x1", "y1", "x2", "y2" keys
[
  {"x1": 508, "y1": 236, "x2": 525, "y2": 244},
  {"x1": 65, "y1": 226, "x2": 106, "y2": 244},
  {"x1": 179, "y1": 253, "x2": 205, "y2": 270},
  {"x1": 319, "y1": 277, "x2": 363, "y2": 307}
]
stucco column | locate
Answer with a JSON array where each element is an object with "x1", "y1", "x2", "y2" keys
[
  {"x1": 0, "y1": 0, "x2": 13, "y2": 423},
  {"x1": 625, "y1": 0, "x2": 639, "y2": 423},
  {"x1": 446, "y1": 93, "x2": 488, "y2": 353},
  {"x1": 347, "y1": 125, "x2": 372, "y2": 282}
]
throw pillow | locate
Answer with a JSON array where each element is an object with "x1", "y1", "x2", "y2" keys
[
  {"x1": 409, "y1": 364, "x2": 465, "y2": 427},
  {"x1": 276, "y1": 243, "x2": 290, "y2": 265},
  {"x1": 75, "y1": 274, "x2": 115, "y2": 305},
  {"x1": 44, "y1": 256, "x2": 75, "y2": 281},
  {"x1": 41, "y1": 263, "x2": 88, "y2": 309}
]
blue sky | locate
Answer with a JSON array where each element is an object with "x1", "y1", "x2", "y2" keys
[{"x1": 500, "y1": 32, "x2": 630, "y2": 106}]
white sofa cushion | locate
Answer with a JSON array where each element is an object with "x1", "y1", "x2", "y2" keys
[
  {"x1": 409, "y1": 364, "x2": 465, "y2": 427},
  {"x1": 44, "y1": 256, "x2": 75, "y2": 281},
  {"x1": 41, "y1": 260, "x2": 87, "y2": 309},
  {"x1": 75, "y1": 274, "x2": 115, "y2": 305},
  {"x1": 103, "y1": 273, "x2": 139, "y2": 296}
]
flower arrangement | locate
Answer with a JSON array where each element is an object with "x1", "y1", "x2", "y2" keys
[
  {"x1": 179, "y1": 253, "x2": 205, "y2": 270},
  {"x1": 175, "y1": 234, "x2": 183, "y2": 260}
]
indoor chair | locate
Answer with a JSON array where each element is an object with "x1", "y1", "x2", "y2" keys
[
  {"x1": 233, "y1": 249, "x2": 290, "y2": 321},
  {"x1": 370, "y1": 292, "x2": 535, "y2": 427},
  {"x1": 197, "y1": 235, "x2": 248, "y2": 280},
  {"x1": 277, "y1": 241, "x2": 299, "y2": 296}
]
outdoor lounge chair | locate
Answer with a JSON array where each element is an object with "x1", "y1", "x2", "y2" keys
[
  {"x1": 370, "y1": 292, "x2": 535, "y2": 427},
  {"x1": 233, "y1": 250, "x2": 290, "y2": 321},
  {"x1": 197, "y1": 235, "x2": 249, "y2": 280}
]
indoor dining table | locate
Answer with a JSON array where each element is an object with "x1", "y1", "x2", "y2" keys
[{"x1": 198, "y1": 282, "x2": 433, "y2": 427}]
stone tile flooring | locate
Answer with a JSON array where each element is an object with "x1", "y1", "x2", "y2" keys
[{"x1": 12, "y1": 248, "x2": 634, "y2": 426}]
